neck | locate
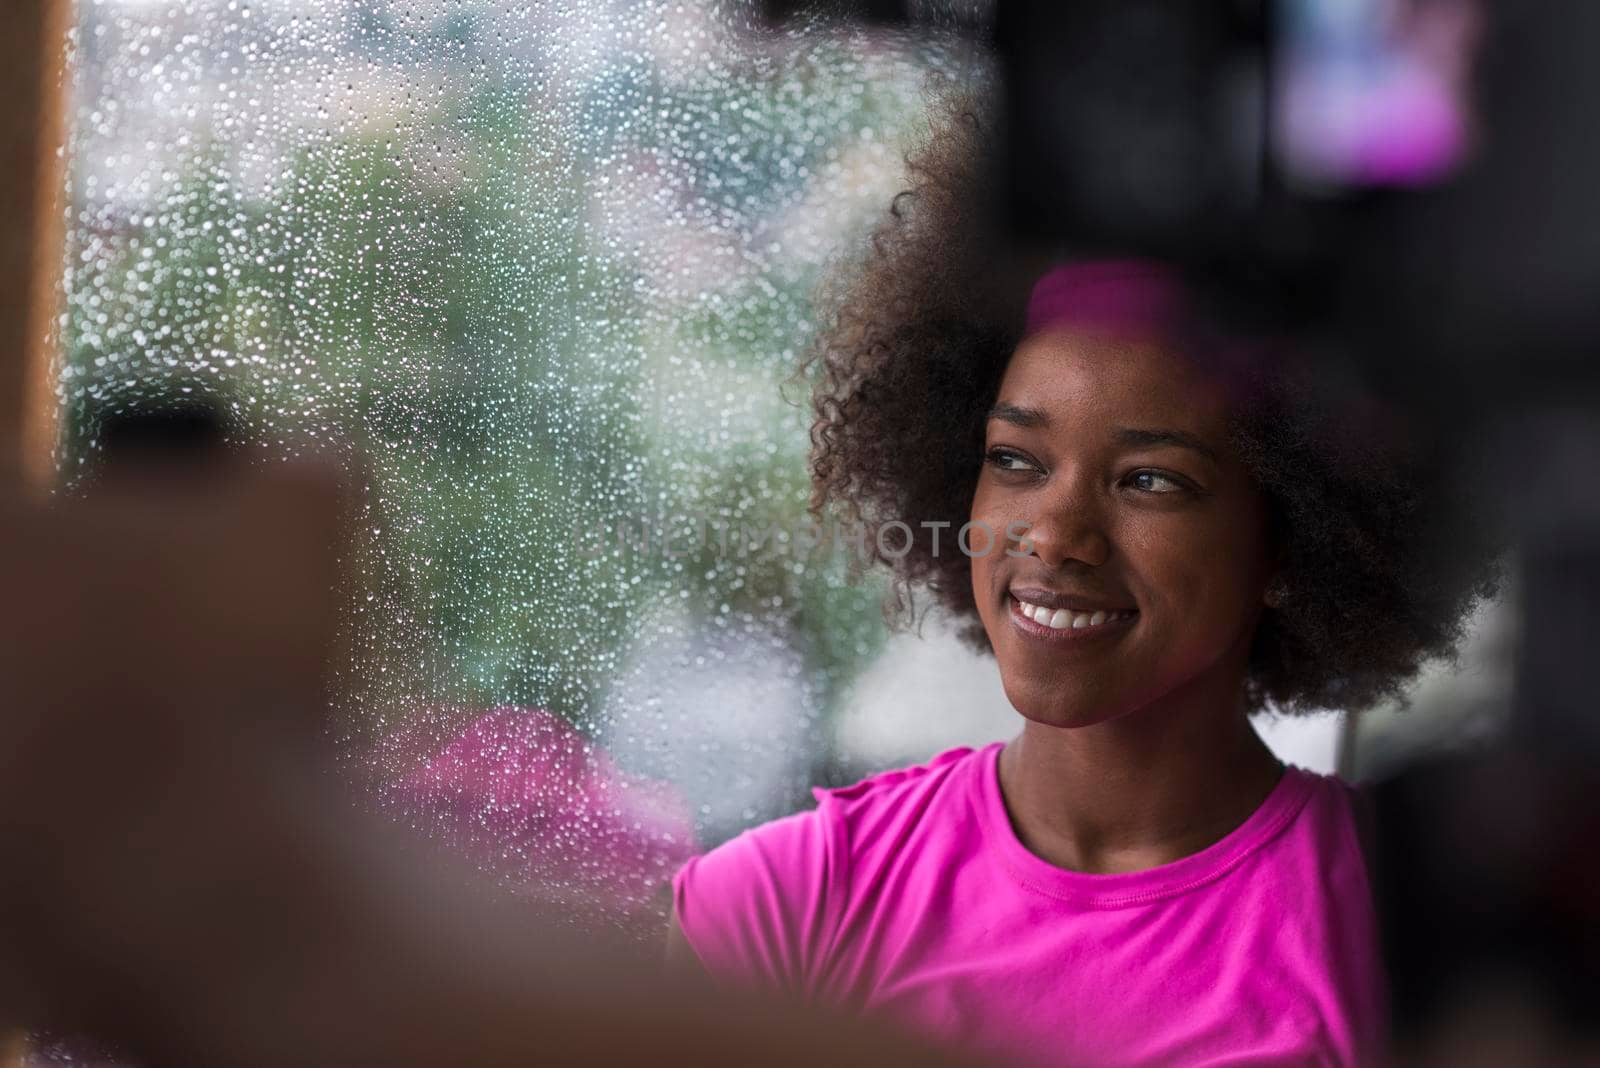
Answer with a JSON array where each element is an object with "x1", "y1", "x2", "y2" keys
[{"x1": 997, "y1": 666, "x2": 1283, "y2": 875}]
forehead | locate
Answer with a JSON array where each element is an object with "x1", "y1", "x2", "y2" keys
[{"x1": 996, "y1": 328, "x2": 1233, "y2": 432}]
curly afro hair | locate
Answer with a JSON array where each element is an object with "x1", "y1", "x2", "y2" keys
[{"x1": 801, "y1": 95, "x2": 1504, "y2": 716}]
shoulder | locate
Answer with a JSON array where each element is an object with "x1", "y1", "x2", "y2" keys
[
  {"x1": 672, "y1": 745, "x2": 990, "y2": 993},
  {"x1": 1275, "y1": 769, "x2": 1389, "y2": 1057},
  {"x1": 1296, "y1": 767, "x2": 1371, "y2": 838},
  {"x1": 1321, "y1": 770, "x2": 1378, "y2": 886},
  {"x1": 1268, "y1": 766, "x2": 1378, "y2": 898},
  {"x1": 814, "y1": 742, "x2": 988, "y2": 845}
]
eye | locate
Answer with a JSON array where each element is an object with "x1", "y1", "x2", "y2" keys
[
  {"x1": 984, "y1": 446, "x2": 1041, "y2": 474},
  {"x1": 1124, "y1": 469, "x2": 1191, "y2": 495}
]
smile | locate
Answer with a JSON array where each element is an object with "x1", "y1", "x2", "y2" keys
[{"x1": 1008, "y1": 595, "x2": 1137, "y2": 638}]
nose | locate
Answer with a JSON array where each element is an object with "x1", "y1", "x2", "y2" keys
[{"x1": 1010, "y1": 476, "x2": 1112, "y2": 570}]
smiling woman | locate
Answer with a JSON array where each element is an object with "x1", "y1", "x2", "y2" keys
[
  {"x1": 667, "y1": 98, "x2": 1504, "y2": 1068},
  {"x1": 971, "y1": 302, "x2": 1279, "y2": 737}
]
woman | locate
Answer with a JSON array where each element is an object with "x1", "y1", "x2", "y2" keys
[{"x1": 667, "y1": 104, "x2": 1500, "y2": 1067}]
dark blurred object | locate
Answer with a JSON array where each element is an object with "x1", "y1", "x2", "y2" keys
[
  {"x1": 996, "y1": 2, "x2": 1268, "y2": 265},
  {"x1": 993, "y1": 0, "x2": 1600, "y2": 402},
  {"x1": 83, "y1": 391, "x2": 234, "y2": 484},
  {"x1": 96, "y1": 400, "x2": 228, "y2": 461},
  {"x1": 1371, "y1": 752, "x2": 1600, "y2": 1060},
  {"x1": 759, "y1": 0, "x2": 910, "y2": 24}
]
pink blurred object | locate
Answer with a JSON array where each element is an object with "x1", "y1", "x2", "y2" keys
[
  {"x1": 1023, "y1": 260, "x2": 1192, "y2": 341},
  {"x1": 1280, "y1": 68, "x2": 1469, "y2": 187},
  {"x1": 383, "y1": 707, "x2": 698, "y2": 931},
  {"x1": 1348, "y1": 73, "x2": 1469, "y2": 185}
]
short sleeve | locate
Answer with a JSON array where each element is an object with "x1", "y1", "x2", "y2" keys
[{"x1": 671, "y1": 803, "x2": 846, "y2": 998}]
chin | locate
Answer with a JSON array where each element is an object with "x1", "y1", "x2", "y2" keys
[
  {"x1": 1013, "y1": 707, "x2": 1116, "y2": 731},
  {"x1": 1000, "y1": 676, "x2": 1124, "y2": 730}
]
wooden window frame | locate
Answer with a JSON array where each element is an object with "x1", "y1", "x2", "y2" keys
[{"x1": 1, "y1": 0, "x2": 69, "y2": 496}]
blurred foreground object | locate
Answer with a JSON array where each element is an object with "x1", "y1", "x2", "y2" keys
[
  {"x1": 0, "y1": 441, "x2": 344, "y2": 1052},
  {"x1": 0, "y1": 437, "x2": 973, "y2": 1066}
]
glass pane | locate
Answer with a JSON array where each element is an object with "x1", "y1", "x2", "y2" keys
[{"x1": 61, "y1": 0, "x2": 986, "y2": 938}]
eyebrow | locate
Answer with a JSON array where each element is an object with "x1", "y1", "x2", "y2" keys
[
  {"x1": 1114, "y1": 428, "x2": 1219, "y2": 464},
  {"x1": 986, "y1": 404, "x2": 1219, "y2": 464},
  {"x1": 986, "y1": 402, "x2": 1049, "y2": 428}
]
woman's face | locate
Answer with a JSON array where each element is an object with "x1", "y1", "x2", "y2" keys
[{"x1": 969, "y1": 328, "x2": 1275, "y2": 728}]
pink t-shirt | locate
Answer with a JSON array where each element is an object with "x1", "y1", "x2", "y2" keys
[{"x1": 673, "y1": 743, "x2": 1385, "y2": 1067}]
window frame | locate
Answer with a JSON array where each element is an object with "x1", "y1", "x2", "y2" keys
[{"x1": 0, "y1": 0, "x2": 67, "y2": 497}]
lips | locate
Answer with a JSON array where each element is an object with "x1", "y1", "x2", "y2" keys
[
  {"x1": 1003, "y1": 581, "x2": 1140, "y2": 643},
  {"x1": 1007, "y1": 586, "x2": 1137, "y2": 615}
]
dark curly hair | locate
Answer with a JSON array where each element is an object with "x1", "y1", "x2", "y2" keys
[{"x1": 801, "y1": 95, "x2": 1503, "y2": 716}]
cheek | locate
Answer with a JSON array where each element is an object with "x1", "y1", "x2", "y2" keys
[
  {"x1": 968, "y1": 482, "x2": 1026, "y2": 552},
  {"x1": 1127, "y1": 510, "x2": 1270, "y2": 632},
  {"x1": 968, "y1": 478, "x2": 1000, "y2": 527},
  {"x1": 967, "y1": 485, "x2": 1015, "y2": 623},
  {"x1": 967, "y1": 491, "x2": 997, "y2": 600}
]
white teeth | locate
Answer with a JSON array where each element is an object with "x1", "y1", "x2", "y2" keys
[{"x1": 1015, "y1": 598, "x2": 1133, "y2": 632}]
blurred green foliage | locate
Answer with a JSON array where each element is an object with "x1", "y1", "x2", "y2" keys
[{"x1": 60, "y1": 13, "x2": 938, "y2": 748}]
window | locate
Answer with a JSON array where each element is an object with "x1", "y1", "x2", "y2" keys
[{"x1": 62, "y1": 0, "x2": 996, "y2": 935}]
